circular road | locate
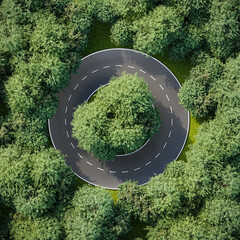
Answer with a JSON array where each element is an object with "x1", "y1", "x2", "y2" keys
[{"x1": 48, "y1": 48, "x2": 189, "y2": 190}]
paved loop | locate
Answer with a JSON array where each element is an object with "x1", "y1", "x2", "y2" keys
[{"x1": 48, "y1": 48, "x2": 189, "y2": 190}]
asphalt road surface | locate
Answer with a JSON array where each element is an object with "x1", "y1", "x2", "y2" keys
[{"x1": 48, "y1": 48, "x2": 189, "y2": 189}]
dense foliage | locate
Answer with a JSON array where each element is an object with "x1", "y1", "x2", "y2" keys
[
  {"x1": 118, "y1": 52, "x2": 240, "y2": 238},
  {"x1": 205, "y1": 0, "x2": 240, "y2": 60},
  {"x1": 64, "y1": 186, "x2": 130, "y2": 240},
  {"x1": 0, "y1": 0, "x2": 92, "y2": 152},
  {"x1": 0, "y1": 147, "x2": 75, "y2": 218},
  {"x1": 0, "y1": 0, "x2": 239, "y2": 239},
  {"x1": 10, "y1": 214, "x2": 63, "y2": 240},
  {"x1": 178, "y1": 55, "x2": 224, "y2": 118},
  {"x1": 71, "y1": 72, "x2": 161, "y2": 161}
]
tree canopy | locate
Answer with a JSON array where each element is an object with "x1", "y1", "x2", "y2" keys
[
  {"x1": 71, "y1": 72, "x2": 161, "y2": 161},
  {"x1": 10, "y1": 214, "x2": 63, "y2": 240},
  {"x1": 0, "y1": 0, "x2": 240, "y2": 239},
  {"x1": 64, "y1": 186, "x2": 130, "y2": 240},
  {"x1": 132, "y1": 5, "x2": 183, "y2": 56},
  {"x1": 0, "y1": 147, "x2": 75, "y2": 218},
  {"x1": 205, "y1": 0, "x2": 240, "y2": 60},
  {"x1": 178, "y1": 56, "x2": 224, "y2": 118}
]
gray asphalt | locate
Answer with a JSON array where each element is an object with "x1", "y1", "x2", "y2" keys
[{"x1": 48, "y1": 48, "x2": 189, "y2": 189}]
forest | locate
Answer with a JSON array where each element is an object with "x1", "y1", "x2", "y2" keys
[{"x1": 0, "y1": 0, "x2": 239, "y2": 239}]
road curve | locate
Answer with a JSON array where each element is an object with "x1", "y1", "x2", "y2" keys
[{"x1": 48, "y1": 48, "x2": 189, "y2": 190}]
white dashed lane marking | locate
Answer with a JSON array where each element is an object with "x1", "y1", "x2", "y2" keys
[
  {"x1": 66, "y1": 131, "x2": 69, "y2": 138},
  {"x1": 74, "y1": 84, "x2": 79, "y2": 90},
  {"x1": 145, "y1": 161, "x2": 151, "y2": 166},
  {"x1": 64, "y1": 64, "x2": 176, "y2": 174},
  {"x1": 159, "y1": 84, "x2": 164, "y2": 90},
  {"x1": 168, "y1": 131, "x2": 172, "y2": 138},
  {"x1": 150, "y1": 75, "x2": 156, "y2": 81},
  {"x1": 92, "y1": 69, "x2": 98, "y2": 74},
  {"x1": 87, "y1": 161, "x2": 93, "y2": 166},
  {"x1": 134, "y1": 167, "x2": 141, "y2": 171}
]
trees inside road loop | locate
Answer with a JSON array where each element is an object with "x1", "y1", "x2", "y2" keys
[{"x1": 71, "y1": 72, "x2": 161, "y2": 161}]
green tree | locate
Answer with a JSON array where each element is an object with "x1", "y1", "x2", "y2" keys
[
  {"x1": 30, "y1": 12, "x2": 69, "y2": 59},
  {"x1": 215, "y1": 54, "x2": 240, "y2": 110},
  {"x1": 0, "y1": 114, "x2": 24, "y2": 147},
  {"x1": 109, "y1": 0, "x2": 160, "y2": 47},
  {"x1": 146, "y1": 161, "x2": 188, "y2": 221},
  {"x1": 0, "y1": 13, "x2": 30, "y2": 66},
  {"x1": 132, "y1": 5, "x2": 183, "y2": 56},
  {"x1": 64, "y1": 186, "x2": 130, "y2": 240},
  {"x1": 184, "y1": 106, "x2": 240, "y2": 202},
  {"x1": 147, "y1": 197, "x2": 240, "y2": 240},
  {"x1": 30, "y1": 9, "x2": 88, "y2": 74},
  {"x1": 80, "y1": 0, "x2": 117, "y2": 24},
  {"x1": 214, "y1": 165, "x2": 240, "y2": 201},
  {"x1": 12, "y1": 113, "x2": 56, "y2": 151},
  {"x1": 146, "y1": 216, "x2": 204, "y2": 240},
  {"x1": 1, "y1": 0, "x2": 70, "y2": 19},
  {"x1": 164, "y1": 0, "x2": 212, "y2": 23},
  {"x1": 1, "y1": 0, "x2": 94, "y2": 153},
  {"x1": 197, "y1": 198, "x2": 240, "y2": 240},
  {"x1": 101, "y1": 0, "x2": 159, "y2": 21},
  {"x1": 205, "y1": 0, "x2": 240, "y2": 60},
  {"x1": 44, "y1": 0, "x2": 71, "y2": 18},
  {"x1": 0, "y1": 146, "x2": 75, "y2": 218},
  {"x1": 147, "y1": 175, "x2": 240, "y2": 240},
  {"x1": 0, "y1": 0, "x2": 32, "y2": 26},
  {"x1": 178, "y1": 56, "x2": 224, "y2": 118},
  {"x1": 144, "y1": 105, "x2": 240, "y2": 233},
  {"x1": 118, "y1": 161, "x2": 188, "y2": 225},
  {"x1": 5, "y1": 64, "x2": 59, "y2": 151},
  {"x1": 113, "y1": 0, "x2": 148, "y2": 20},
  {"x1": 168, "y1": 24, "x2": 206, "y2": 60},
  {"x1": 10, "y1": 214, "x2": 63, "y2": 240},
  {"x1": 192, "y1": 107, "x2": 240, "y2": 167},
  {"x1": 5, "y1": 62, "x2": 60, "y2": 116},
  {"x1": 111, "y1": 19, "x2": 133, "y2": 46},
  {"x1": 118, "y1": 181, "x2": 154, "y2": 223},
  {"x1": 63, "y1": 0, "x2": 92, "y2": 69},
  {"x1": 71, "y1": 72, "x2": 161, "y2": 161}
]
